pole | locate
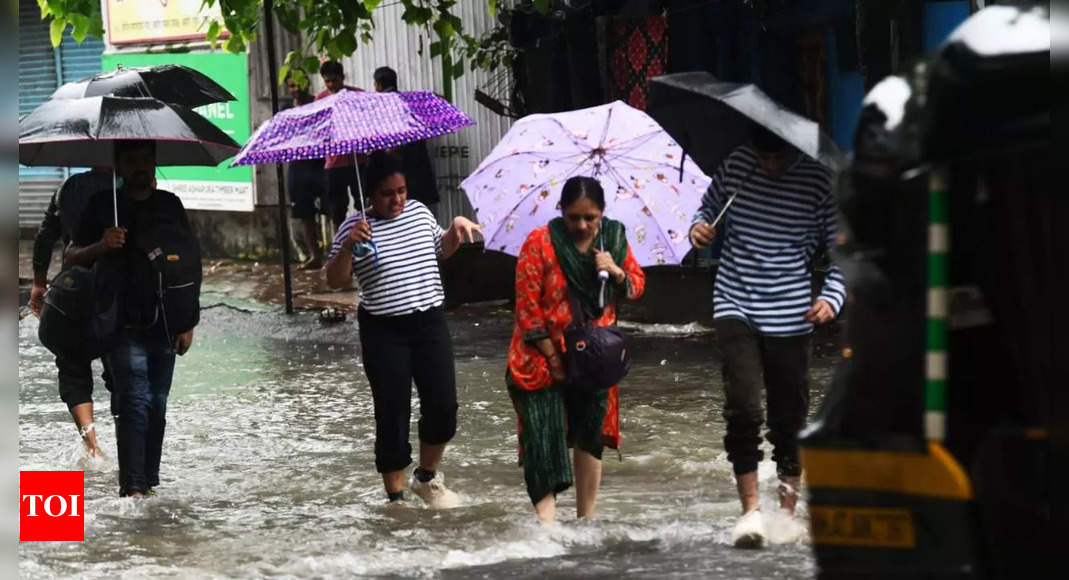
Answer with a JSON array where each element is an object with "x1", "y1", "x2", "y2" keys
[
  {"x1": 925, "y1": 166, "x2": 949, "y2": 441},
  {"x1": 264, "y1": 0, "x2": 294, "y2": 314}
]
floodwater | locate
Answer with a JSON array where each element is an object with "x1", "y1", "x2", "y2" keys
[{"x1": 18, "y1": 296, "x2": 838, "y2": 579}]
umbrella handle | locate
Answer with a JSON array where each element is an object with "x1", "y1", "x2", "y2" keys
[{"x1": 597, "y1": 236, "x2": 609, "y2": 306}]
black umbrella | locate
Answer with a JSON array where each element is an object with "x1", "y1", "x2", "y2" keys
[
  {"x1": 19, "y1": 95, "x2": 240, "y2": 167},
  {"x1": 20, "y1": 96, "x2": 240, "y2": 226},
  {"x1": 50, "y1": 64, "x2": 236, "y2": 108},
  {"x1": 647, "y1": 72, "x2": 844, "y2": 177}
]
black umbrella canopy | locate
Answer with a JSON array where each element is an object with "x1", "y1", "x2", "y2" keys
[
  {"x1": 50, "y1": 64, "x2": 236, "y2": 108},
  {"x1": 19, "y1": 96, "x2": 240, "y2": 167},
  {"x1": 647, "y1": 72, "x2": 843, "y2": 176}
]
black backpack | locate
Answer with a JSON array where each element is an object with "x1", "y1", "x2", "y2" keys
[
  {"x1": 137, "y1": 198, "x2": 202, "y2": 338},
  {"x1": 38, "y1": 262, "x2": 121, "y2": 360}
]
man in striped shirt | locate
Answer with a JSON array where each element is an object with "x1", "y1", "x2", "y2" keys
[{"x1": 690, "y1": 126, "x2": 845, "y2": 548}]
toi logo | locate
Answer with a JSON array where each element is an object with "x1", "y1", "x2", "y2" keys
[{"x1": 20, "y1": 471, "x2": 84, "y2": 541}]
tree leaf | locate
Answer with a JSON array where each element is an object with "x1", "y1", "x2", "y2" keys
[
  {"x1": 292, "y1": 69, "x2": 308, "y2": 90},
  {"x1": 429, "y1": 40, "x2": 444, "y2": 58},
  {"x1": 206, "y1": 20, "x2": 222, "y2": 49},
  {"x1": 433, "y1": 18, "x2": 454, "y2": 40},
  {"x1": 363, "y1": 0, "x2": 383, "y2": 11},
  {"x1": 336, "y1": 31, "x2": 357, "y2": 55},
  {"x1": 534, "y1": 0, "x2": 551, "y2": 14},
  {"x1": 223, "y1": 35, "x2": 245, "y2": 53},
  {"x1": 303, "y1": 57, "x2": 321, "y2": 74},
  {"x1": 488, "y1": 0, "x2": 497, "y2": 19},
  {"x1": 71, "y1": 14, "x2": 90, "y2": 43},
  {"x1": 278, "y1": 64, "x2": 291, "y2": 86},
  {"x1": 402, "y1": 7, "x2": 432, "y2": 25},
  {"x1": 49, "y1": 18, "x2": 64, "y2": 47}
]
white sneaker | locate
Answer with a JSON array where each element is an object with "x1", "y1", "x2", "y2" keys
[
  {"x1": 409, "y1": 471, "x2": 460, "y2": 509},
  {"x1": 732, "y1": 509, "x2": 766, "y2": 549}
]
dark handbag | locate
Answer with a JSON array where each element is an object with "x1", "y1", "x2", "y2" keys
[{"x1": 562, "y1": 286, "x2": 631, "y2": 391}]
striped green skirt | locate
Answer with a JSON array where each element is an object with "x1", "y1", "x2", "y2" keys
[{"x1": 507, "y1": 373, "x2": 609, "y2": 505}]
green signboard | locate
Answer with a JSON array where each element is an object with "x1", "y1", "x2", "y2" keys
[{"x1": 101, "y1": 51, "x2": 252, "y2": 211}]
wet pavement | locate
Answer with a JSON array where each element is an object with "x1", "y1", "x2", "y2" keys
[{"x1": 18, "y1": 241, "x2": 839, "y2": 578}]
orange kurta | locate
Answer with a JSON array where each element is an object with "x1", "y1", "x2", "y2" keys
[{"x1": 507, "y1": 225, "x2": 646, "y2": 449}]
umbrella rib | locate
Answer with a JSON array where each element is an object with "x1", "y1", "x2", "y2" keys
[
  {"x1": 481, "y1": 159, "x2": 592, "y2": 247},
  {"x1": 605, "y1": 151, "x2": 705, "y2": 178},
  {"x1": 514, "y1": 115, "x2": 590, "y2": 152},
  {"x1": 465, "y1": 149, "x2": 589, "y2": 181},
  {"x1": 601, "y1": 128, "x2": 665, "y2": 153},
  {"x1": 597, "y1": 107, "x2": 614, "y2": 149},
  {"x1": 602, "y1": 160, "x2": 688, "y2": 265}
]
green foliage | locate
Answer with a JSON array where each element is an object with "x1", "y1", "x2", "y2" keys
[
  {"x1": 38, "y1": 0, "x2": 104, "y2": 47},
  {"x1": 36, "y1": 0, "x2": 515, "y2": 94}
]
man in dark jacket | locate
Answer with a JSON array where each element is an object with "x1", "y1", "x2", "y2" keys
[
  {"x1": 68, "y1": 140, "x2": 200, "y2": 497},
  {"x1": 29, "y1": 166, "x2": 114, "y2": 457},
  {"x1": 373, "y1": 66, "x2": 441, "y2": 211}
]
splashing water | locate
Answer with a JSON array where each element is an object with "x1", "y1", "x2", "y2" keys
[{"x1": 18, "y1": 304, "x2": 833, "y2": 578}]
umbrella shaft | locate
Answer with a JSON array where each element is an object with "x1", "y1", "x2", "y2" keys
[
  {"x1": 710, "y1": 192, "x2": 738, "y2": 230},
  {"x1": 113, "y1": 173, "x2": 119, "y2": 228},
  {"x1": 353, "y1": 153, "x2": 366, "y2": 217}
]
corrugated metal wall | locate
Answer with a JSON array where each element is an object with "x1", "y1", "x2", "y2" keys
[{"x1": 335, "y1": 2, "x2": 513, "y2": 225}]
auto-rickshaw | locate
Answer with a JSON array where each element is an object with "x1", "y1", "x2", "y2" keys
[{"x1": 800, "y1": 4, "x2": 1057, "y2": 578}]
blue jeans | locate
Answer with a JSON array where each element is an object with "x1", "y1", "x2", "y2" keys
[{"x1": 106, "y1": 329, "x2": 176, "y2": 496}]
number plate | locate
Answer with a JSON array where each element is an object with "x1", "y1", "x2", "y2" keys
[{"x1": 810, "y1": 506, "x2": 916, "y2": 549}]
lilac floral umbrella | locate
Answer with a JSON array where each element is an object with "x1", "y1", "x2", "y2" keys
[
  {"x1": 461, "y1": 100, "x2": 711, "y2": 266},
  {"x1": 231, "y1": 89, "x2": 473, "y2": 213}
]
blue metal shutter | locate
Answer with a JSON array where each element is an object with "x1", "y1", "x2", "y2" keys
[
  {"x1": 19, "y1": 0, "x2": 62, "y2": 227},
  {"x1": 59, "y1": 29, "x2": 104, "y2": 84},
  {"x1": 18, "y1": 0, "x2": 104, "y2": 228}
]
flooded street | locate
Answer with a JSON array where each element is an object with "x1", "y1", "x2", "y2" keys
[{"x1": 19, "y1": 297, "x2": 836, "y2": 579}]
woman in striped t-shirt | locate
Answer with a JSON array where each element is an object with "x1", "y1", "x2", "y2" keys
[{"x1": 325, "y1": 153, "x2": 481, "y2": 509}]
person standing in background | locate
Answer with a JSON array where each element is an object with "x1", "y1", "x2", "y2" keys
[
  {"x1": 317, "y1": 60, "x2": 364, "y2": 229},
  {"x1": 373, "y1": 66, "x2": 441, "y2": 213},
  {"x1": 284, "y1": 75, "x2": 328, "y2": 269}
]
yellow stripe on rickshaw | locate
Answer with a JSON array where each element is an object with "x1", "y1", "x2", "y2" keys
[{"x1": 801, "y1": 442, "x2": 973, "y2": 500}]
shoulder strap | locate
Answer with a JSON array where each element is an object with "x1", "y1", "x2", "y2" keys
[{"x1": 564, "y1": 283, "x2": 589, "y2": 328}]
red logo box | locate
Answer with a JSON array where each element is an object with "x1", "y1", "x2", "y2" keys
[{"x1": 20, "y1": 471, "x2": 84, "y2": 542}]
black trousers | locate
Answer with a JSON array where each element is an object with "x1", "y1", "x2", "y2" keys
[
  {"x1": 358, "y1": 307, "x2": 458, "y2": 474},
  {"x1": 326, "y1": 166, "x2": 361, "y2": 229},
  {"x1": 716, "y1": 318, "x2": 811, "y2": 477},
  {"x1": 56, "y1": 355, "x2": 110, "y2": 410}
]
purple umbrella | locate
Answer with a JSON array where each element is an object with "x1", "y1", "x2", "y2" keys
[
  {"x1": 230, "y1": 90, "x2": 474, "y2": 214},
  {"x1": 461, "y1": 101, "x2": 711, "y2": 267}
]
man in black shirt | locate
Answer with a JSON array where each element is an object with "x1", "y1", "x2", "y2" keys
[
  {"x1": 68, "y1": 140, "x2": 199, "y2": 497},
  {"x1": 373, "y1": 66, "x2": 441, "y2": 212},
  {"x1": 29, "y1": 166, "x2": 114, "y2": 457}
]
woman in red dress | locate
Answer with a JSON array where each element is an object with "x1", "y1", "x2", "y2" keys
[{"x1": 506, "y1": 176, "x2": 646, "y2": 524}]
